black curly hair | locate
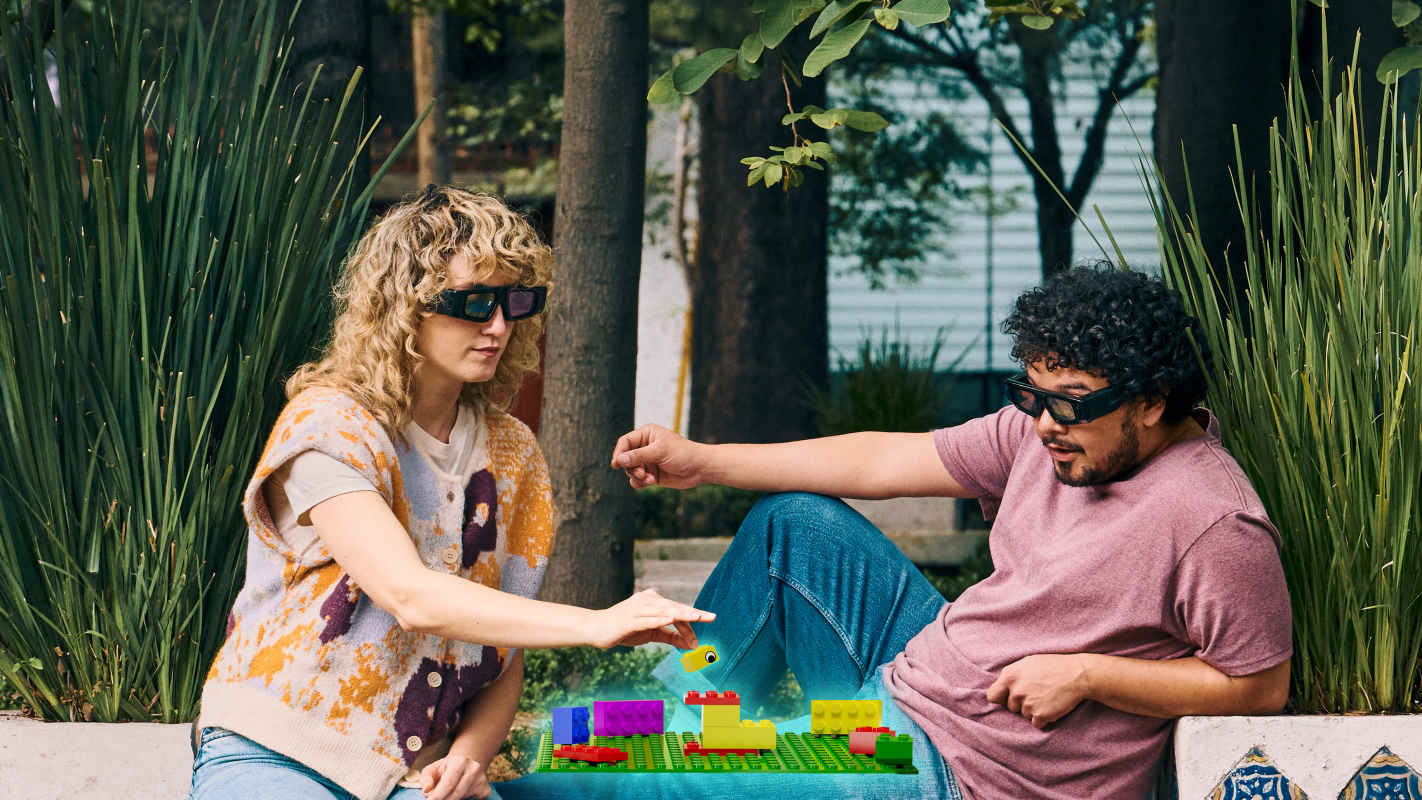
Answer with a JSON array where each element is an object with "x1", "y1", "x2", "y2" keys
[{"x1": 1002, "y1": 264, "x2": 1211, "y2": 423}]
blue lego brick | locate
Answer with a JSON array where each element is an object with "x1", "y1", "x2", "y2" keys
[{"x1": 551, "y1": 706, "x2": 590, "y2": 745}]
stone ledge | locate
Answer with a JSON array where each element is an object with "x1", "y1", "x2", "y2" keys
[
  {"x1": 1174, "y1": 714, "x2": 1422, "y2": 799},
  {"x1": 0, "y1": 713, "x2": 192, "y2": 799}
]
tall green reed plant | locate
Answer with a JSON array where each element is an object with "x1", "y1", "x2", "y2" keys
[
  {"x1": 1154, "y1": 39, "x2": 1422, "y2": 713},
  {"x1": 812, "y1": 326, "x2": 970, "y2": 436},
  {"x1": 0, "y1": 1, "x2": 413, "y2": 721}
]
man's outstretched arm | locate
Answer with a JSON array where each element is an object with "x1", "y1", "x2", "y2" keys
[
  {"x1": 986, "y1": 652, "x2": 1290, "y2": 729},
  {"x1": 610, "y1": 423, "x2": 976, "y2": 500}
]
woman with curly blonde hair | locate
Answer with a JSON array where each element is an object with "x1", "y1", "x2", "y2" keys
[{"x1": 190, "y1": 186, "x2": 712, "y2": 800}]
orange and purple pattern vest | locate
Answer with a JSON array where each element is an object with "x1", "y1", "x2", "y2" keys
[{"x1": 198, "y1": 388, "x2": 554, "y2": 800}]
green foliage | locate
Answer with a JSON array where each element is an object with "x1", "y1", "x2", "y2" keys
[
  {"x1": 648, "y1": 0, "x2": 964, "y2": 189},
  {"x1": 0, "y1": 0, "x2": 412, "y2": 721},
  {"x1": 634, "y1": 486, "x2": 766, "y2": 540},
  {"x1": 1382, "y1": 0, "x2": 1422, "y2": 80},
  {"x1": 811, "y1": 328, "x2": 970, "y2": 436},
  {"x1": 519, "y1": 647, "x2": 673, "y2": 713},
  {"x1": 1153, "y1": 42, "x2": 1422, "y2": 712}
]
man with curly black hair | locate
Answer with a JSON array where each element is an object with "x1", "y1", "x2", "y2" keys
[{"x1": 578, "y1": 265, "x2": 1290, "y2": 800}]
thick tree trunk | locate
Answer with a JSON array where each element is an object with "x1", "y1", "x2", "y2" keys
[
  {"x1": 689, "y1": 66, "x2": 829, "y2": 444},
  {"x1": 1154, "y1": 0, "x2": 1291, "y2": 301},
  {"x1": 1012, "y1": 23, "x2": 1073, "y2": 276},
  {"x1": 538, "y1": 0, "x2": 647, "y2": 608},
  {"x1": 411, "y1": 10, "x2": 450, "y2": 187},
  {"x1": 285, "y1": 0, "x2": 372, "y2": 192}
]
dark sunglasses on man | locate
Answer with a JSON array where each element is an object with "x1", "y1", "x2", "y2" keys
[
  {"x1": 1004, "y1": 372, "x2": 1130, "y2": 425},
  {"x1": 430, "y1": 285, "x2": 547, "y2": 324}
]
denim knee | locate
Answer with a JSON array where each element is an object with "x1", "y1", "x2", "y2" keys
[{"x1": 740, "y1": 492, "x2": 882, "y2": 548}]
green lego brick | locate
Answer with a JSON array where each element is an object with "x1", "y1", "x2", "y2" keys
[{"x1": 535, "y1": 730, "x2": 917, "y2": 775}]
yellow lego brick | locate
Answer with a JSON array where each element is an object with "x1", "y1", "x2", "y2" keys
[
  {"x1": 680, "y1": 644, "x2": 719, "y2": 673},
  {"x1": 700, "y1": 704, "x2": 741, "y2": 728},
  {"x1": 810, "y1": 699, "x2": 882, "y2": 735},
  {"x1": 700, "y1": 719, "x2": 777, "y2": 750}
]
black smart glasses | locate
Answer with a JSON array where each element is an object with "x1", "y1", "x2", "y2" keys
[
  {"x1": 1005, "y1": 373, "x2": 1129, "y2": 425},
  {"x1": 430, "y1": 285, "x2": 547, "y2": 324}
]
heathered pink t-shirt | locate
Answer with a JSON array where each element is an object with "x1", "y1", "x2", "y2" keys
[{"x1": 883, "y1": 406, "x2": 1292, "y2": 799}]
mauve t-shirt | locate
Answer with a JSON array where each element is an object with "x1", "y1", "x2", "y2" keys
[{"x1": 882, "y1": 406, "x2": 1292, "y2": 799}]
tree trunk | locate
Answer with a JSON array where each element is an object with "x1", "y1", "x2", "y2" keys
[
  {"x1": 411, "y1": 9, "x2": 450, "y2": 187},
  {"x1": 538, "y1": 0, "x2": 647, "y2": 608},
  {"x1": 689, "y1": 66, "x2": 829, "y2": 444},
  {"x1": 1012, "y1": 22, "x2": 1073, "y2": 276},
  {"x1": 1154, "y1": 0, "x2": 1291, "y2": 302},
  {"x1": 285, "y1": 0, "x2": 372, "y2": 193}
]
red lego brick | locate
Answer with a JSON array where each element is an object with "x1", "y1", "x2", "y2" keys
[
  {"x1": 849, "y1": 727, "x2": 895, "y2": 755},
  {"x1": 682, "y1": 741, "x2": 763, "y2": 757},
  {"x1": 682, "y1": 690, "x2": 741, "y2": 706},
  {"x1": 552, "y1": 745, "x2": 629, "y2": 764}
]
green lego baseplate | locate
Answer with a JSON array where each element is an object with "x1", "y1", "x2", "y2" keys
[{"x1": 535, "y1": 730, "x2": 918, "y2": 775}]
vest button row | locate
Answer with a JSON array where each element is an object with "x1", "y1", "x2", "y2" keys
[
  {"x1": 441, "y1": 547, "x2": 458, "y2": 565},
  {"x1": 426, "y1": 671, "x2": 443, "y2": 688},
  {"x1": 406, "y1": 735, "x2": 423, "y2": 752}
]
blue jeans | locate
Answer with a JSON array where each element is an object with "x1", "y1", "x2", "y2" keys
[
  {"x1": 188, "y1": 726, "x2": 505, "y2": 800},
  {"x1": 495, "y1": 493, "x2": 964, "y2": 800}
]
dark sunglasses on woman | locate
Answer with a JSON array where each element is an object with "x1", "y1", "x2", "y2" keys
[
  {"x1": 430, "y1": 285, "x2": 547, "y2": 324},
  {"x1": 1004, "y1": 372, "x2": 1129, "y2": 425}
]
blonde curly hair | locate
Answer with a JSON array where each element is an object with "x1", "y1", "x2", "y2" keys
[{"x1": 287, "y1": 186, "x2": 554, "y2": 437}]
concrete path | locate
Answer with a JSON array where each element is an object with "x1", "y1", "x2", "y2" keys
[{"x1": 634, "y1": 497, "x2": 984, "y2": 606}]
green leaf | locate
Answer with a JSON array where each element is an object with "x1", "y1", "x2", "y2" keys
[
  {"x1": 747, "y1": 163, "x2": 769, "y2": 186},
  {"x1": 1393, "y1": 0, "x2": 1420, "y2": 27},
  {"x1": 810, "y1": 0, "x2": 871, "y2": 38},
  {"x1": 807, "y1": 140, "x2": 834, "y2": 159},
  {"x1": 736, "y1": 52, "x2": 765, "y2": 80},
  {"x1": 647, "y1": 70, "x2": 678, "y2": 105},
  {"x1": 671, "y1": 48, "x2": 738, "y2": 94},
  {"x1": 784, "y1": 145, "x2": 805, "y2": 162},
  {"x1": 891, "y1": 0, "x2": 951, "y2": 26},
  {"x1": 874, "y1": 8, "x2": 900, "y2": 30},
  {"x1": 1378, "y1": 45, "x2": 1422, "y2": 82},
  {"x1": 809, "y1": 108, "x2": 849, "y2": 128},
  {"x1": 740, "y1": 31, "x2": 765, "y2": 64},
  {"x1": 803, "y1": 17, "x2": 871, "y2": 77},
  {"x1": 842, "y1": 109, "x2": 890, "y2": 131},
  {"x1": 761, "y1": 0, "x2": 825, "y2": 50},
  {"x1": 1021, "y1": 14, "x2": 1054, "y2": 29},
  {"x1": 765, "y1": 162, "x2": 784, "y2": 186}
]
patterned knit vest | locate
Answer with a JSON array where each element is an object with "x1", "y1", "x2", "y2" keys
[{"x1": 199, "y1": 388, "x2": 555, "y2": 800}]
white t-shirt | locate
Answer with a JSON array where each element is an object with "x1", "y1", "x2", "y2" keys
[{"x1": 262, "y1": 402, "x2": 483, "y2": 530}]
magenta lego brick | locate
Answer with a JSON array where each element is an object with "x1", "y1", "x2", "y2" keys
[{"x1": 592, "y1": 699, "x2": 665, "y2": 736}]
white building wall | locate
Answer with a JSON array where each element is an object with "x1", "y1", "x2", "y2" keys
[{"x1": 827, "y1": 63, "x2": 1160, "y2": 372}]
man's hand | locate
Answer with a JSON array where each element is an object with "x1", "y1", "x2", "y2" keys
[
  {"x1": 611, "y1": 424, "x2": 707, "y2": 490},
  {"x1": 986, "y1": 653, "x2": 1090, "y2": 729},
  {"x1": 420, "y1": 754, "x2": 490, "y2": 800}
]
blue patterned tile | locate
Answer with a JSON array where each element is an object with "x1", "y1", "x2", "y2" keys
[
  {"x1": 1208, "y1": 746, "x2": 1310, "y2": 800},
  {"x1": 1339, "y1": 747, "x2": 1422, "y2": 800}
]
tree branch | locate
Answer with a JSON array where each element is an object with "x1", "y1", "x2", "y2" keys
[
  {"x1": 887, "y1": 25, "x2": 1032, "y2": 160},
  {"x1": 1066, "y1": 18, "x2": 1148, "y2": 208}
]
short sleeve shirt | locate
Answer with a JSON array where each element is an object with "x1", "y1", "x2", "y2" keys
[{"x1": 882, "y1": 406, "x2": 1292, "y2": 800}]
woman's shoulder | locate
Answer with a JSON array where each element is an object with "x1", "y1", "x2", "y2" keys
[
  {"x1": 481, "y1": 405, "x2": 536, "y2": 443},
  {"x1": 272, "y1": 387, "x2": 389, "y2": 447}
]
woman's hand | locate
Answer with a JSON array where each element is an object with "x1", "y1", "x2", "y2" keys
[
  {"x1": 420, "y1": 754, "x2": 491, "y2": 800},
  {"x1": 611, "y1": 424, "x2": 707, "y2": 490},
  {"x1": 589, "y1": 589, "x2": 716, "y2": 650}
]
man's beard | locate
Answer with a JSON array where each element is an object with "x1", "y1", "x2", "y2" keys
[{"x1": 1052, "y1": 411, "x2": 1141, "y2": 487}]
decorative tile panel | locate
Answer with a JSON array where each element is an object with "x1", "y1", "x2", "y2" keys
[
  {"x1": 1208, "y1": 746, "x2": 1310, "y2": 800},
  {"x1": 1339, "y1": 747, "x2": 1422, "y2": 800}
]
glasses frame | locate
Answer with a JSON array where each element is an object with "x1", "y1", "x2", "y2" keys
[
  {"x1": 1004, "y1": 372, "x2": 1131, "y2": 425},
  {"x1": 430, "y1": 285, "x2": 547, "y2": 324}
]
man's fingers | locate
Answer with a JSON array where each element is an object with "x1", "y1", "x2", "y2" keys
[{"x1": 985, "y1": 677, "x2": 1007, "y2": 705}]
